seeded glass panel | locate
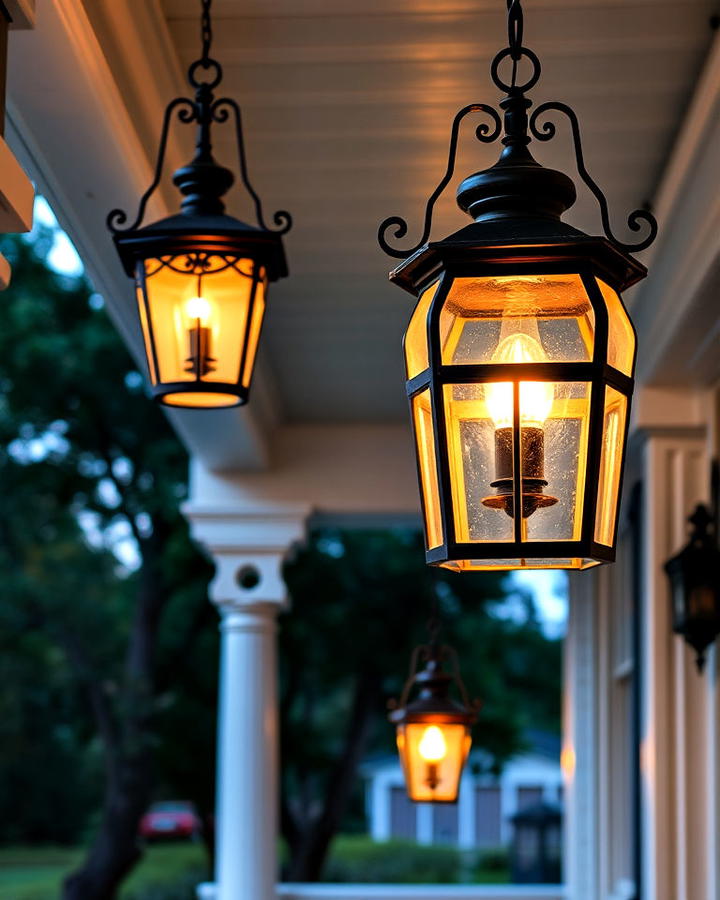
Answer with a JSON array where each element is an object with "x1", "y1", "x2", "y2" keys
[
  {"x1": 141, "y1": 255, "x2": 255, "y2": 389},
  {"x1": 404, "y1": 280, "x2": 440, "y2": 378},
  {"x1": 596, "y1": 278, "x2": 635, "y2": 376},
  {"x1": 443, "y1": 383, "x2": 514, "y2": 543},
  {"x1": 398, "y1": 723, "x2": 471, "y2": 803},
  {"x1": 440, "y1": 273, "x2": 595, "y2": 365},
  {"x1": 595, "y1": 386, "x2": 628, "y2": 546},
  {"x1": 412, "y1": 389, "x2": 443, "y2": 549},
  {"x1": 523, "y1": 382, "x2": 592, "y2": 542},
  {"x1": 241, "y1": 275, "x2": 266, "y2": 388}
]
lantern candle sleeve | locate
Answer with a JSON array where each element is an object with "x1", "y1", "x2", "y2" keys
[
  {"x1": 378, "y1": 0, "x2": 656, "y2": 572},
  {"x1": 389, "y1": 638, "x2": 478, "y2": 804},
  {"x1": 107, "y1": 0, "x2": 290, "y2": 409}
]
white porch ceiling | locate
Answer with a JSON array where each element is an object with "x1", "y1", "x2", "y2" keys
[{"x1": 161, "y1": 0, "x2": 716, "y2": 424}]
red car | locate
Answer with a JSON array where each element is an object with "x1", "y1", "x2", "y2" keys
[{"x1": 139, "y1": 800, "x2": 201, "y2": 841}]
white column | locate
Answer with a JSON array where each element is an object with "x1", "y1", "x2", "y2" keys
[
  {"x1": 563, "y1": 571, "x2": 599, "y2": 900},
  {"x1": 641, "y1": 431, "x2": 708, "y2": 900},
  {"x1": 187, "y1": 505, "x2": 308, "y2": 900},
  {"x1": 457, "y1": 773, "x2": 475, "y2": 849}
]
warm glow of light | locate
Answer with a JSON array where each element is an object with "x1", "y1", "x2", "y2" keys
[
  {"x1": 561, "y1": 744, "x2": 576, "y2": 778},
  {"x1": 185, "y1": 295, "x2": 212, "y2": 324},
  {"x1": 418, "y1": 725, "x2": 448, "y2": 762},
  {"x1": 485, "y1": 333, "x2": 554, "y2": 428}
]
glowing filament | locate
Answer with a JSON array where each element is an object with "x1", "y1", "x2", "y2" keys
[
  {"x1": 185, "y1": 294, "x2": 212, "y2": 325},
  {"x1": 485, "y1": 333, "x2": 554, "y2": 428},
  {"x1": 418, "y1": 725, "x2": 448, "y2": 762}
]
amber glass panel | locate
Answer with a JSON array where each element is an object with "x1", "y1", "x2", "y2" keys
[
  {"x1": 398, "y1": 722, "x2": 471, "y2": 803},
  {"x1": 441, "y1": 558, "x2": 601, "y2": 572},
  {"x1": 595, "y1": 385, "x2": 628, "y2": 546},
  {"x1": 440, "y1": 273, "x2": 595, "y2": 366},
  {"x1": 404, "y1": 280, "x2": 440, "y2": 379},
  {"x1": 241, "y1": 276, "x2": 267, "y2": 388},
  {"x1": 142, "y1": 255, "x2": 256, "y2": 389},
  {"x1": 596, "y1": 279, "x2": 635, "y2": 376},
  {"x1": 522, "y1": 382, "x2": 592, "y2": 542},
  {"x1": 412, "y1": 390, "x2": 443, "y2": 549},
  {"x1": 443, "y1": 383, "x2": 514, "y2": 543}
]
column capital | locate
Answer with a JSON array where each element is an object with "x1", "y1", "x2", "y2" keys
[{"x1": 184, "y1": 503, "x2": 310, "y2": 616}]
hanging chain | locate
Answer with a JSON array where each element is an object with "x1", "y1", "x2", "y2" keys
[
  {"x1": 200, "y1": 0, "x2": 213, "y2": 66},
  {"x1": 506, "y1": 0, "x2": 524, "y2": 87}
]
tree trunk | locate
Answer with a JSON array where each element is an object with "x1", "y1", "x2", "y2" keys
[
  {"x1": 284, "y1": 672, "x2": 381, "y2": 882},
  {"x1": 62, "y1": 753, "x2": 153, "y2": 900},
  {"x1": 62, "y1": 526, "x2": 169, "y2": 900}
]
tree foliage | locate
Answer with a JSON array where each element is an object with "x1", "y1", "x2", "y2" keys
[{"x1": 0, "y1": 230, "x2": 215, "y2": 896}]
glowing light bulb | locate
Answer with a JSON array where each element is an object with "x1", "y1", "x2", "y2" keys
[
  {"x1": 485, "y1": 333, "x2": 554, "y2": 429},
  {"x1": 185, "y1": 295, "x2": 211, "y2": 325},
  {"x1": 418, "y1": 725, "x2": 448, "y2": 762}
]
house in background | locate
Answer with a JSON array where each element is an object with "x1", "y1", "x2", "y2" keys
[{"x1": 363, "y1": 731, "x2": 562, "y2": 850}]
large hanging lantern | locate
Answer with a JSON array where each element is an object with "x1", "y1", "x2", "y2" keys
[
  {"x1": 378, "y1": 0, "x2": 657, "y2": 571},
  {"x1": 664, "y1": 478, "x2": 720, "y2": 673},
  {"x1": 107, "y1": 0, "x2": 290, "y2": 409},
  {"x1": 389, "y1": 629, "x2": 478, "y2": 803}
]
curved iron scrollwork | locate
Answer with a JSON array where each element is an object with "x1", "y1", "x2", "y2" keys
[
  {"x1": 377, "y1": 0, "x2": 658, "y2": 260},
  {"x1": 107, "y1": 0, "x2": 291, "y2": 238},
  {"x1": 212, "y1": 99, "x2": 292, "y2": 236},
  {"x1": 530, "y1": 102, "x2": 658, "y2": 253},
  {"x1": 377, "y1": 104, "x2": 502, "y2": 259},
  {"x1": 107, "y1": 98, "x2": 197, "y2": 234}
]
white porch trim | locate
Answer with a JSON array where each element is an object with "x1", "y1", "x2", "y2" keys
[{"x1": 197, "y1": 886, "x2": 565, "y2": 900}]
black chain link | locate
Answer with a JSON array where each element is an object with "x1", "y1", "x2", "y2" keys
[
  {"x1": 200, "y1": 0, "x2": 213, "y2": 66},
  {"x1": 507, "y1": 0, "x2": 523, "y2": 60}
]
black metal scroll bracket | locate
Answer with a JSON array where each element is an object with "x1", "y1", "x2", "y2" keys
[
  {"x1": 377, "y1": 103, "x2": 503, "y2": 260},
  {"x1": 530, "y1": 101, "x2": 658, "y2": 253},
  {"x1": 212, "y1": 98, "x2": 293, "y2": 235},
  {"x1": 107, "y1": 97, "x2": 197, "y2": 234}
]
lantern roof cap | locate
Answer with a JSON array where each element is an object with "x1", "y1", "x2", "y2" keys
[
  {"x1": 112, "y1": 210, "x2": 288, "y2": 281},
  {"x1": 389, "y1": 224, "x2": 647, "y2": 297},
  {"x1": 389, "y1": 646, "x2": 478, "y2": 727}
]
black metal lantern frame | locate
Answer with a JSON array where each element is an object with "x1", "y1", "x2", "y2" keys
[
  {"x1": 107, "y1": 0, "x2": 291, "y2": 409},
  {"x1": 389, "y1": 624, "x2": 480, "y2": 804},
  {"x1": 378, "y1": 0, "x2": 657, "y2": 571}
]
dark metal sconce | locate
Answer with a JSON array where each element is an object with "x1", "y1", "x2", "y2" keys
[{"x1": 664, "y1": 462, "x2": 720, "y2": 672}]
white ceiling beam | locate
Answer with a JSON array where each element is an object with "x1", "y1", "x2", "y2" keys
[{"x1": 630, "y1": 27, "x2": 720, "y2": 388}]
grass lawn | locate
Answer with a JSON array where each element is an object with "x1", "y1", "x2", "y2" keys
[{"x1": 0, "y1": 842, "x2": 209, "y2": 900}]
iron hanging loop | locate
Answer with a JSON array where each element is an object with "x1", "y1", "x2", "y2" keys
[{"x1": 189, "y1": 0, "x2": 223, "y2": 90}]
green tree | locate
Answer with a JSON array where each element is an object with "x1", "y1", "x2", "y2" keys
[
  {"x1": 279, "y1": 529, "x2": 562, "y2": 881},
  {"x1": 0, "y1": 230, "x2": 215, "y2": 899}
]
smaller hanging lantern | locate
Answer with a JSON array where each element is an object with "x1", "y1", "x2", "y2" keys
[
  {"x1": 664, "y1": 476, "x2": 720, "y2": 672},
  {"x1": 378, "y1": 0, "x2": 658, "y2": 571},
  {"x1": 389, "y1": 627, "x2": 479, "y2": 803},
  {"x1": 107, "y1": 0, "x2": 290, "y2": 409}
]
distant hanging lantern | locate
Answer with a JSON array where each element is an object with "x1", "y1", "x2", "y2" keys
[
  {"x1": 389, "y1": 626, "x2": 479, "y2": 803},
  {"x1": 107, "y1": 0, "x2": 290, "y2": 409},
  {"x1": 664, "y1": 472, "x2": 720, "y2": 672},
  {"x1": 378, "y1": 0, "x2": 657, "y2": 571}
]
